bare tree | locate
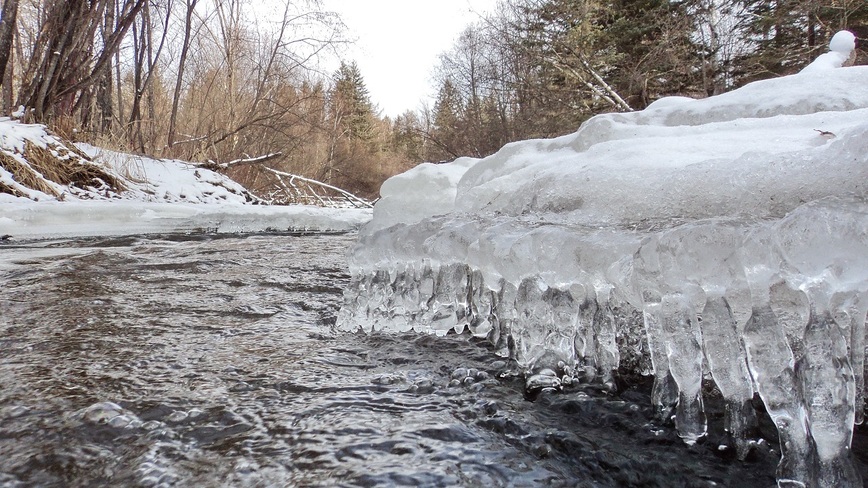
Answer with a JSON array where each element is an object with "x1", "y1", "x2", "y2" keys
[
  {"x1": 128, "y1": 0, "x2": 171, "y2": 151},
  {"x1": 166, "y1": 0, "x2": 198, "y2": 151},
  {"x1": 17, "y1": 0, "x2": 147, "y2": 122},
  {"x1": 0, "y1": 0, "x2": 20, "y2": 111}
]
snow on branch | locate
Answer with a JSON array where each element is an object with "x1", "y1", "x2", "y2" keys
[
  {"x1": 192, "y1": 152, "x2": 373, "y2": 209},
  {"x1": 551, "y1": 51, "x2": 633, "y2": 113},
  {"x1": 199, "y1": 153, "x2": 284, "y2": 170},
  {"x1": 578, "y1": 57, "x2": 634, "y2": 112}
]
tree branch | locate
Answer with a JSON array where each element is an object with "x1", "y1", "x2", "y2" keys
[{"x1": 198, "y1": 152, "x2": 284, "y2": 170}]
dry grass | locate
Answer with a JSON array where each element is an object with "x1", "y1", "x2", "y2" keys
[
  {"x1": 0, "y1": 171, "x2": 29, "y2": 198},
  {"x1": 0, "y1": 151, "x2": 60, "y2": 197},
  {"x1": 0, "y1": 139, "x2": 125, "y2": 199}
]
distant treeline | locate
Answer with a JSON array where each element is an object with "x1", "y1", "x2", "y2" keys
[{"x1": 0, "y1": 0, "x2": 865, "y2": 199}]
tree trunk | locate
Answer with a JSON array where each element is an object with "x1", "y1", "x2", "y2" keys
[
  {"x1": 0, "y1": 0, "x2": 19, "y2": 105},
  {"x1": 16, "y1": 0, "x2": 146, "y2": 123},
  {"x1": 167, "y1": 0, "x2": 197, "y2": 151},
  {"x1": 96, "y1": 0, "x2": 116, "y2": 134}
]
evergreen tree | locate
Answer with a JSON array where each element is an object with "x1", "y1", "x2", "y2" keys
[
  {"x1": 428, "y1": 78, "x2": 464, "y2": 161},
  {"x1": 602, "y1": 0, "x2": 706, "y2": 106},
  {"x1": 390, "y1": 111, "x2": 424, "y2": 163},
  {"x1": 734, "y1": 0, "x2": 868, "y2": 84},
  {"x1": 329, "y1": 61, "x2": 376, "y2": 142},
  {"x1": 322, "y1": 61, "x2": 386, "y2": 197}
]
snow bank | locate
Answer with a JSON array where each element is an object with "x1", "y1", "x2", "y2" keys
[
  {"x1": 0, "y1": 119, "x2": 371, "y2": 239},
  {"x1": 77, "y1": 144, "x2": 257, "y2": 204},
  {"x1": 339, "y1": 33, "x2": 868, "y2": 487}
]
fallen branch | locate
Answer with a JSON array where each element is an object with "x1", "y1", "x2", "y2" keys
[
  {"x1": 263, "y1": 167, "x2": 374, "y2": 208},
  {"x1": 199, "y1": 152, "x2": 284, "y2": 170},
  {"x1": 164, "y1": 134, "x2": 208, "y2": 149}
]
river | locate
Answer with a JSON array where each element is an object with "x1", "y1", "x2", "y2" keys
[{"x1": 1, "y1": 231, "x2": 844, "y2": 487}]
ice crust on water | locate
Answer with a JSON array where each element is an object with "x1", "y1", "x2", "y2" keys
[
  {"x1": 0, "y1": 200, "x2": 371, "y2": 239},
  {"x1": 339, "y1": 38, "x2": 868, "y2": 487}
]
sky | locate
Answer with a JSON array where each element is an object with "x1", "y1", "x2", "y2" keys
[{"x1": 321, "y1": 0, "x2": 499, "y2": 118}]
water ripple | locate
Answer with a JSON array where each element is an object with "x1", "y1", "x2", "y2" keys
[{"x1": 0, "y1": 232, "x2": 794, "y2": 487}]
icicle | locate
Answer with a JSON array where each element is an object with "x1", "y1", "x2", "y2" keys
[
  {"x1": 468, "y1": 269, "x2": 494, "y2": 338},
  {"x1": 426, "y1": 263, "x2": 469, "y2": 335},
  {"x1": 495, "y1": 280, "x2": 517, "y2": 359},
  {"x1": 743, "y1": 272, "x2": 816, "y2": 487},
  {"x1": 833, "y1": 290, "x2": 868, "y2": 426},
  {"x1": 415, "y1": 264, "x2": 436, "y2": 334},
  {"x1": 701, "y1": 290, "x2": 757, "y2": 459},
  {"x1": 574, "y1": 283, "x2": 598, "y2": 382},
  {"x1": 660, "y1": 293, "x2": 706, "y2": 444},
  {"x1": 594, "y1": 284, "x2": 620, "y2": 390},
  {"x1": 514, "y1": 276, "x2": 549, "y2": 371},
  {"x1": 643, "y1": 302, "x2": 677, "y2": 421},
  {"x1": 744, "y1": 301, "x2": 816, "y2": 487},
  {"x1": 798, "y1": 279, "x2": 860, "y2": 487},
  {"x1": 544, "y1": 285, "x2": 580, "y2": 379},
  {"x1": 369, "y1": 269, "x2": 392, "y2": 332}
]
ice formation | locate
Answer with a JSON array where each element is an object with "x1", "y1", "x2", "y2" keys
[
  {"x1": 800, "y1": 30, "x2": 857, "y2": 73},
  {"x1": 338, "y1": 33, "x2": 868, "y2": 487}
]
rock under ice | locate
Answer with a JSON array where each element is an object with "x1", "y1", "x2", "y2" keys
[{"x1": 338, "y1": 34, "x2": 868, "y2": 487}]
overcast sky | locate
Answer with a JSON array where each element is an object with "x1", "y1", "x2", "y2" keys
[{"x1": 321, "y1": 0, "x2": 499, "y2": 117}]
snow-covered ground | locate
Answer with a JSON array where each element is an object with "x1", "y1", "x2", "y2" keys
[
  {"x1": 0, "y1": 123, "x2": 371, "y2": 240},
  {"x1": 339, "y1": 33, "x2": 868, "y2": 486}
]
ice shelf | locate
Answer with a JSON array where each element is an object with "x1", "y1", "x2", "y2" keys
[{"x1": 338, "y1": 38, "x2": 868, "y2": 487}]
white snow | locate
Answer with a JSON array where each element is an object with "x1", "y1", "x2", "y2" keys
[
  {"x1": 77, "y1": 144, "x2": 259, "y2": 205},
  {"x1": 0, "y1": 119, "x2": 371, "y2": 240},
  {"x1": 0, "y1": 200, "x2": 371, "y2": 240},
  {"x1": 370, "y1": 157, "x2": 476, "y2": 232},
  {"x1": 800, "y1": 30, "x2": 857, "y2": 73},
  {"x1": 340, "y1": 33, "x2": 868, "y2": 487}
]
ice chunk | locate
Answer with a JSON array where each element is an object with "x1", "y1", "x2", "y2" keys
[
  {"x1": 339, "y1": 65, "x2": 868, "y2": 487},
  {"x1": 368, "y1": 157, "x2": 477, "y2": 232}
]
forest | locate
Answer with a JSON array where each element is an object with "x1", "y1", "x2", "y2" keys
[{"x1": 0, "y1": 0, "x2": 865, "y2": 200}]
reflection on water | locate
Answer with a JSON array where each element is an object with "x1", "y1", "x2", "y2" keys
[{"x1": 0, "y1": 233, "x2": 786, "y2": 487}]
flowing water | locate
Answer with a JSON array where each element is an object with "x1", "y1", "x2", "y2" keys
[{"x1": 2, "y1": 231, "x2": 859, "y2": 487}]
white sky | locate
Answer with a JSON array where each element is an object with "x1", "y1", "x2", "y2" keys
[{"x1": 321, "y1": 0, "x2": 499, "y2": 118}]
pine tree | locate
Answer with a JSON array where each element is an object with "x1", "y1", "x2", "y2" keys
[
  {"x1": 733, "y1": 0, "x2": 868, "y2": 84},
  {"x1": 390, "y1": 111, "x2": 424, "y2": 163},
  {"x1": 428, "y1": 79, "x2": 464, "y2": 161},
  {"x1": 602, "y1": 0, "x2": 706, "y2": 105},
  {"x1": 322, "y1": 61, "x2": 384, "y2": 196},
  {"x1": 329, "y1": 61, "x2": 375, "y2": 142}
]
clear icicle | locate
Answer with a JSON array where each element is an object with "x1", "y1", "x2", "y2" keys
[
  {"x1": 594, "y1": 284, "x2": 620, "y2": 390},
  {"x1": 544, "y1": 286, "x2": 580, "y2": 378},
  {"x1": 468, "y1": 270, "x2": 494, "y2": 338},
  {"x1": 574, "y1": 283, "x2": 599, "y2": 381},
  {"x1": 643, "y1": 302, "x2": 677, "y2": 421},
  {"x1": 743, "y1": 301, "x2": 816, "y2": 487},
  {"x1": 661, "y1": 293, "x2": 706, "y2": 444},
  {"x1": 700, "y1": 292, "x2": 757, "y2": 459},
  {"x1": 798, "y1": 280, "x2": 860, "y2": 487},
  {"x1": 833, "y1": 290, "x2": 868, "y2": 426},
  {"x1": 514, "y1": 276, "x2": 549, "y2": 371}
]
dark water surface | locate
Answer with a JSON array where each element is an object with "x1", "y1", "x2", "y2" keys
[{"x1": 0, "y1": 232, "x2": 808, "y2": 487}]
